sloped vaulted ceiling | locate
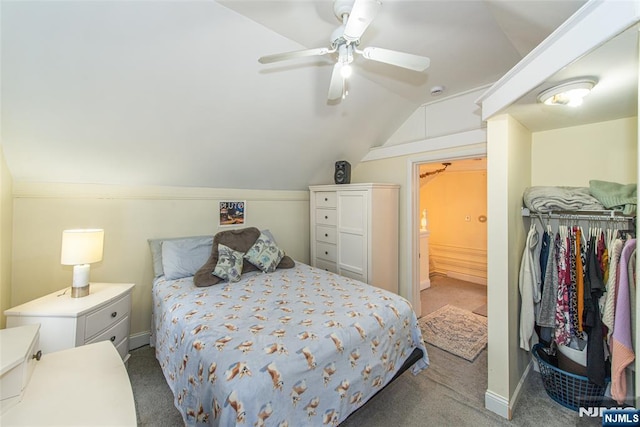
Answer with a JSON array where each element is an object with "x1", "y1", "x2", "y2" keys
[{"x1": 1, "y1": 0, "x2": 584, "y2": 191}]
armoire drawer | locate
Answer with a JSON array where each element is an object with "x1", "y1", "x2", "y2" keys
[
  {"x1": 315, "y1": 209, "x2": 337, "y2": 226},
  {"x1": 315, "y1": 259, "x2": 338, "y2": 274},
  {"x1": 315, "y1": 192, "x2": 337, "y2": 208},
  {"x1": 316, "y1": 225, "x2": 337, "y2": 244},
  {"x1": 338, "y1": 268, "x2": 366, "y2": 283},
  {"x1": 84, "y1": 293, "x2": 131, "y2": 341},
  {"x1": 316, "y1": 242, "x2": 337, "y2": 262}
]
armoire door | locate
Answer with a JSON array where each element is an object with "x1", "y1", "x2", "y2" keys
[{"x1": 337, "y1": 190, "x2": 368, "y2": 282}]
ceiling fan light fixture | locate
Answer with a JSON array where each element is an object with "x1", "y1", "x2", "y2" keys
[
  {"x1": 340, "y1": 64, "x2": 353, "y2": 78},
  {"x1": 537, "y1": 78, "x2": 597, "y2": 107}
]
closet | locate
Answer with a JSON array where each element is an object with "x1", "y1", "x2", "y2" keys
[{"x1": 477, "y1": 1, "x2": 639, "y2": 419}]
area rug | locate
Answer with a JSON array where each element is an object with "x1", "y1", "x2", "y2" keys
[{"x1": 419, "y1": 304, "x2": 487, "y2": 362}]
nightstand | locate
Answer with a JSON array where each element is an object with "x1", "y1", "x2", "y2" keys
[{"x1": 4, "y1": 283, "x2": 135, "y2": 362}]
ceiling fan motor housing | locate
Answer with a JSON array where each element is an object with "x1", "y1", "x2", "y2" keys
[{"x1": 334, "y1": 0, "x2": 356, "y2": 20}]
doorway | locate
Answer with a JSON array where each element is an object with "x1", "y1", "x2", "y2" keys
[
  {"x1": 413, "y1": 155, "x2": 489, "y2": 410},
  {"x1": 406, "y1": 146, "x2": 487, "y2": 317},
  {"x1": 417, "y1": 158, "x2": 488, "y2": 317}
]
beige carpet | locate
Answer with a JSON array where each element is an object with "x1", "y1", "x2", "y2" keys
[{"x1": 419, "y1": 304, "x2": 487, "y2": 362}]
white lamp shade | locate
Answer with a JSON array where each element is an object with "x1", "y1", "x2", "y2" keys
[{"x1": 61, "y1": 229, "x2": 104, "y2": 265}]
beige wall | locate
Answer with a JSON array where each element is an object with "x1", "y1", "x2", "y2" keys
[
  {"x1": 9, "y1": 183, "x2": 309, "y2": 337},
  {"x1": 532, "y1": 117, "x2": 637, "y2": 186},
  {"x1": 421, "y1": 170, "x2": 487, "y2": 283},
  {"x1": 486, "y1": 114, "x2": 532, "y2": 416},
  {"x1": 0, "y1": 146, "x2": 13, "y2": 329}
]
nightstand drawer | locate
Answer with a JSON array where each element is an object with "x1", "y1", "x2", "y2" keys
[
  {"x1": 85, "y1": 294, "x2": 131, "y2": 340},
  {"x1": 114, "y1": 336, "x2": 129, "y2": 361},
  {"x1": 86, "y1": 315, "x2": 129, "y2": 348}
]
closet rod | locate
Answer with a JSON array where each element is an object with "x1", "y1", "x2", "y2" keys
[{"x1": 521, "y1": 207, "x2": 635, "y2": 222}]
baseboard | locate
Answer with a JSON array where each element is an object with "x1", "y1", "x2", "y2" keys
[
  {"x1": 510, "y1": 359, "x2": 533, "y2": 417},
  {"x1": 129, "y1": 331, "x2": 151, "y2": 350},
  {"x1": 485, "y1": 390, "x2": 510, "y2": 419},
  {"x1": 447, "y1": 271, "x2": 487, "y2": 286},
  {"x1": 484, "y1": 359, "x2": 533, "y2": 420},
  {"x1": 420, "y1": 278, "x2": 431, "y2": 290}
]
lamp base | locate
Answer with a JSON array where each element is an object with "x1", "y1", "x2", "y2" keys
[{"x1": 71, "y1": 284, "x2": 90, "y2": 298}]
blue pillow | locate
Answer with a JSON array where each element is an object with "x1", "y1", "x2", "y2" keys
[{"x1": 159, "y1": 236, "x2": 213, "y2": 280}]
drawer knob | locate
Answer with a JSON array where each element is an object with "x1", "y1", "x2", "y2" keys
[
  {"x1": 324, "y1": 216, "x2": 328, "y2": 219},
  {"x1": 32, "y1": 350, "x2": 42, "y2": 361},
  {"x1": 325, "y1": 251, "x2": 329, "y2": 255},
  {"x1": 325, "y1": 233, "x2": 328, "y2": 237},
  {"x1": 110, "y1": 336, "x2": 116, "y2": 342},
  {"x1": 324, "y1": 198, "x2": 328, "y2": 201},
  {"x1": 111, "y1": 312, "x2": 117, "y2": 318}
]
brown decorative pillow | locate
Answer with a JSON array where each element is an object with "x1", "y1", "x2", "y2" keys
[{"x1": 194, "y1": 227, "x2": 294, "y2": 287}]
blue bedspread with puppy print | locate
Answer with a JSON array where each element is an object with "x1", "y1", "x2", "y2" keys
[{"x1": 151, "y1": 262, "x2": 429, "y2": 426}]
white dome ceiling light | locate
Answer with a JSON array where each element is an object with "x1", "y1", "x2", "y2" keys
[{"x1": 537, "y1": 78, "x2": 597, "y2": 107}]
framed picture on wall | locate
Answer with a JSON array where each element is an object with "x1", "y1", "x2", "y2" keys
[{"x1": 219, "y1": 201, "x2": 246, "y2": 226}]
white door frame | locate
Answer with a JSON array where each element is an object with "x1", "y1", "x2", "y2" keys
[{"x1": 405, "y1": 145, "x2": 487, "y2": 317}]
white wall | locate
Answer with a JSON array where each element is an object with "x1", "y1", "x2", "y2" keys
[
  {"x1": 385, "y1": 87, "x2": 487, "y2": 146},
  {"x1": 9, "y1": 182, "x2": 309, "y2": 336},
  {"x1": 0, "y1": 145, "x2": 13, "y2": 329}
]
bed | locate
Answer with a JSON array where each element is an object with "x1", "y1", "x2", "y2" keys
[{"x1": 149, "y1": 230, "x2": 429, "y2": 426}]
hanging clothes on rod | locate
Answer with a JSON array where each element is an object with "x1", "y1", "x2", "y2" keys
[
  {"x1": 519, "y1": 222, "x2": 541, "y2": 352},
  {"x1": 519, "y1": 209, "x2": 636, "y2": 394},
  {"x1": 610, "y1": 238, "x2": 636, "y2": 403}
]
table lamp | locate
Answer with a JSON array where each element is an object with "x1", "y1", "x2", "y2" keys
[{"x1": 61, "y1": 229, "x2": 104, "y2": 298}]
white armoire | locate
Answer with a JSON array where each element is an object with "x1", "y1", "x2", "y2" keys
[{"x1": 309, "y1": 183, "x2": 399, "y2": 294}]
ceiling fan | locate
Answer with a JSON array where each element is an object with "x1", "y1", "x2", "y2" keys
[{"x1": 258, "y1": 0, "x2": 431, "y2": 101}]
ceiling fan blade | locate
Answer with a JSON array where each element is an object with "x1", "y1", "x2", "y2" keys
[
  {"x1": 327, "y1": 63, "x2": 344, "y2": 100},
  {"x1": 258, "y1": 47, "x2": 332, "y2": 64},
  {"x1": 343, "y1": 0, "x2": 382, "y2": 42},
  {"x1": 360, "y1": 46, "x2": 430, "y2": 71}
]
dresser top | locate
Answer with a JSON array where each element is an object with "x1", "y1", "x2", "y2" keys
[
  {"x1": 1, "y1": 340, "x2": 137, "y2": 426},
  {"x1": 0, "y1": 324, "x2": 40, "y2": 376},
  {"x1": 309, "y1": 183, "x2": 400, "y2": 191},
  {"x1": 4, "y1": 283, "x2": 135, "y2": 318}
]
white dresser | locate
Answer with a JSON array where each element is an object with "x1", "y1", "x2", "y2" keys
[
  {"x1": 309, "y1": 183, "x2": 399, "y2": 293},
  {"x1": 5, "y1": 283, "x2": 135, "y2": 362}
]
